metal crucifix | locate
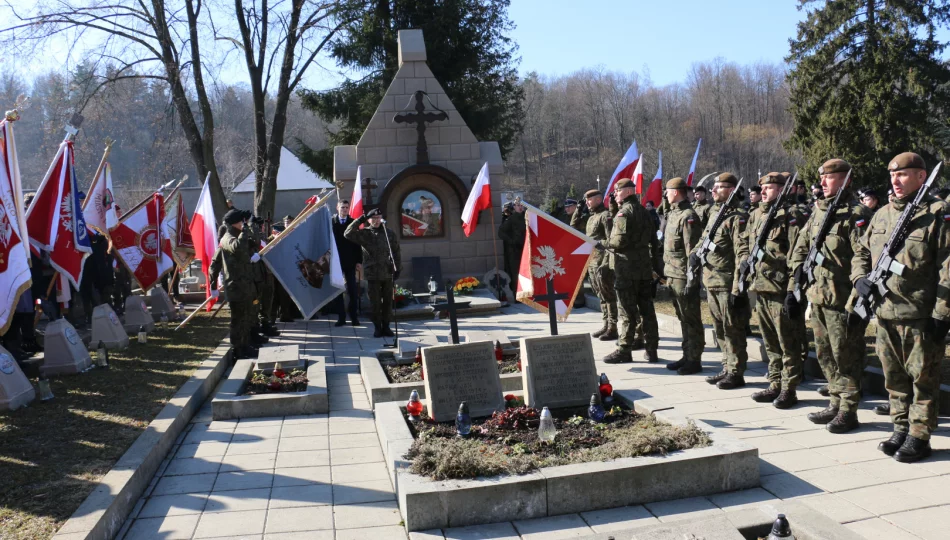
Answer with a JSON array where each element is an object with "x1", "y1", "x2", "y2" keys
[
  {"x1": 393, "y1": 91, "x2": 448, "y2": 165},
  {"x1": 534, "y1": 278, "x2": 570, "y2": 336},
  {"x1": 432, "y1": 280, "x2": 461, "y2": 344}
]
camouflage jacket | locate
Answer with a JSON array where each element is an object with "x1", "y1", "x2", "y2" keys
[
  {"x1": 573, "y1": 203, "x2": 610, "y2": 268},
  {"x1": 498, "y1": 210, "x2": 526, "y2": 249},
  {"x1": 852, "y1": 191, "x2": 950, "y2": 321},
  {"x1": 247, "y1": 225, "x2": 267, "y2": 285},
  {"x1": 789, "y1": 194, "x2": 870, "y2": 309},
  {"x1": 344, "y1": 217, "x2": 402, "y2": 281},
  {"x1": 218, "y1": 225, "x2": 255, "y2": 303},
  {"x1": 745, "y1": 201, "x2": 803, "y2": 295},
  {"x1": 691, "y1": 200, "x2": 748, "y2": 294},
  {"x1": 663, "y1": 200, "x2": 701, "y2": 280},
  {"x1": 608, "y1": 196, "x2": 662, "y2": 284},
  {"x1": 693, "y1": 199, "x2": 713, "y2": 229}
]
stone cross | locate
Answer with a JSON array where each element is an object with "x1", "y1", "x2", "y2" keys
[
  {"x1": 393, "y1": 91, "x2": 448, "y2": 165},
  {"x1": 534, "y1": 278, "x2": 569, "y2": 336},
  {"x1": 432, "y1": 280, "x2": 461, "y2": 345}
]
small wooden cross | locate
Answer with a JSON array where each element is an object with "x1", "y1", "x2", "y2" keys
[
  {"x1": 393, "y1": 91, "x2": 448, "y2": 165},
  {"x1": 432, "y1": 280, "x2": 461, "y2": 344},
  {"x1": 534, "y1": 278, "x2": 569, "y2": 335}
]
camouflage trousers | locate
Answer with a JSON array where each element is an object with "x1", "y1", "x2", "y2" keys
[
  {"x1": 796, "y1": 306, "x2": 810, "y2": 365},
  {"x1": 257, "y1": 273, "x2": 275, "y2": 327},
  {"x1": 616, "y1": 279, "x2": 658, "y2": 352},
  {"x1": 755, "y1": 292, "x2": 802, "y2": 391},
  {"x1": 367, "y1": 279, "x2": 394, "y2": 328},
  {"x1": 591, "y1": 264, "x2": 618, "y2": 325},
  {"x1": 707, "y1": 290, "x2": 749, "y2": 375},
  {"x1": 812, "y1": 304, "x2": 865, "y2": 413},
  {"x1": 670, "y1": 278, "x2": 705, "y2": 361},
  {"x1": 876, "y1": 318, "x2": 943, "y2": 440},
  {"x1": 229, "y1": 298, "x2": 255, "y2": 349}
]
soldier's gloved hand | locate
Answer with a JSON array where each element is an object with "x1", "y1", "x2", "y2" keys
[
  {"x1": 365, "y1": 208, "x2": 382, "y2": 218},
  {"x1": 854, "y1": 277, "x2": 874, "y2": 298},
  {"x1": 783, "y1": 292, "x2": 800, "y2": 319},
  {"x1": 251, "y1": 215, "x2": 264, "y2": 225},
  {"x1": 250, "y1": 253, "x2": 261, "y2": 263},
  {"x1": 930, "y1": 318, "x2": 950, "y2": 344},
  {"x1": 688, "y1": 253, "x2": 701, "y2": 269}
]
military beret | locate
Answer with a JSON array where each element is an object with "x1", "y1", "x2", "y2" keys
[
  {"x1": 749, "y1": 185, "x2": 762, "y2": 193},
  {"x1": 819, "y1": 158, "x2": 850, "y2": 175},
  {"x1": 614, "y1": 178, "x2": 634, "y2": 190},
  {"x1": 694, "y1": 186, "x2": 707, "y2": 193},
  {"x1": 716, "y1": 173, "x2": 739, "y2": 186},
  {"x1": 666, "y1": 177, "x2": 688, "y2": 190},
  {"x1": 888, "y1": 152, "x2": 926, "y2": 171},
  {"x1": 758, "y1": 172, "x2": 783, "y2": 186},
  {"x1": 583, "y1": 189, "x2": 602, "y2": 199},
  {"x1": 365, "y1": 206, "x2": 382, "y2": 218},
  {"x1": 564, "y1": 198, "x2": 577, "y2": 206},
  {"x1": 223, "y1": 208, "x2": 244, "y2": 225}
]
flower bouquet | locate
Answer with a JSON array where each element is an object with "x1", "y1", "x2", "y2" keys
[
  {"x1": 453, "y1": 276, "x2": 479, "y2": 295},
  {"x1": 394, "y1": 285, "x2": 413, "y2": 307}
]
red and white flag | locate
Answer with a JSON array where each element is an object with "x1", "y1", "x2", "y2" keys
[
  {"x1": 110, "y1": 193, "x2": 174, "y2": 291},
  {"x1": 686, "y1": 138, "x2": 702, "y2": 187},
  {"x1": 516, "y1": 204, "x2": 596, "y2": 321},
  {"x1": 0, "y1": 118, "x2": 32, "y2": 333},
  {"x1": 163, "y1": 186, "x2": 194, "y2": 267},
  {"x1": 84, "y1": 162, "x2": 119, "y2": 235},
  {"x1": 643, "y1": 150, "x2": 663, "y2": 208},
  {"x1": 189, "y1": 176, "x2": 217, "y2": 310},
  {"x1": 632, "y1": 155, "x2": 645, "y2": 196},
  {"x1": 348, "y1": 166, "x2": 364, "y2": 219},
  {"x1": 462, "y1": 162, "x2": 492, "y2": 237},
  {"x1": 605, "y1": 140, "x2": 639, "y2": 194},
  {"x1": 26, "y1": 140, "x2": 92, "y2": 288}
]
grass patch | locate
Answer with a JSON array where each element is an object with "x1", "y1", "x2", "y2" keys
[{"x1": 0, "y1": 312, "x2": 228, "y2": 540}]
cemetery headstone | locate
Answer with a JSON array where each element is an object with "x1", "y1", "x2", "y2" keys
[
  {"x1": 91, "y1": 304, "x2": 130, "y2": 349},
  {"x1": 41, "y1": 319, "x2": 93, "y2": 376},
  {"x1": 124, "y1": 296, "x2": 155, "y2": 332},
  {"x1": 149, "y1": 287, "x2": 177, "y2": 320},
  {"x1": 397, "y1": 336, "x2": 439, "y2": 360},
  {"x1": 521, "y1": 333, "x2": 597, "y2": 408},
  {"x1": 0, "y1": 346, "x2": 36, "y2": 410},
  {"x1": 411, "y1": 256, "x2": 442, "y2": 294},
  {"x1": 421, "y1": 341, "x2": 504, "y2": 422},
  {"x1": 464, "y1": 330, "x2": 511, "y2": 347},
  {"x1": 255, "y1": 344, "x2": 303, "y2": 373}
]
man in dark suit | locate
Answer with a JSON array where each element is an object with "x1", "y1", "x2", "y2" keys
[{"x1": 332, "y1": 199, "x2": 363, "y2": 326}]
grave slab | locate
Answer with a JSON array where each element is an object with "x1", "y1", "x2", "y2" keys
[
  {"x1": 464, "y1": 330, "x2": 511, "y2": 347},
  {"x1": 255, "y1": 344, "x2": 305, "y2": 372},
  {"x1": 212, "y1": 351, "x2": 328, "y2": 420},
  {"x1": 149, "y1": 287, "x2": 177, "y2": 320},
  {"x1": 41, "y1": 319, "x2": 93, "y2": 376},
  {"x1": 91, "y1": 304, "x2": 130, "y2": 349},
  {"x1": 0, "y1": 347, "x2": 35, "y2": 410},
  {"x1": 124, "y1": 296, "x2": 155, "y2": 332},
  {"x1": 421, "y1": 341, "x2": 504, "y2": 422},
  {"x1": 520, "y1": 333, "x2": 597, "y2": 409}
]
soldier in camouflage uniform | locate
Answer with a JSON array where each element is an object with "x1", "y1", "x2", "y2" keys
[
  {"x1": 498, "y1": 201, "x2": 526, "y2": 298},
  {"x1": 788, "y1": 158, "x2": 870, "y2": 433},
  {"x1": 743, "y1": 172, "x2": 804, "y2": 408},
  {"x1": 345, "y1": 207, "x2": 402, "y2": 338},
  {"x1": 603, "y1": 178, "x2": 662, "y2": 364},
  {"x1": 693, "y1": 186, "x2": 713, "y2": 228},
  {"x1": 573, "y1": 189, "x2": 618, "y2": 340},
  {"x1": 690, "y1": 173, "x2": 750, "y2": 389},
  {"x1": 787, "y1": 172, "x2": 813, "y2": 371},
  {"x1": 210, "y1": 209, "x2": 259, "y2": 360},
  {"x1": 247, "y1": 216, "x2": 278, "y2": 337},
  {"x1": 852, "y1": 152, "x2": 950, "y2": 463},
  {"x1": 662, "y1": 178, "x2": 705, "y2": 375}
]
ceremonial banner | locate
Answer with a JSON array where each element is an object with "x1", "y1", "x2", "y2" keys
[
  {"x1": 189, "y1": 177, "x2": 217, "y2": 310},
  {"x1": 461, "y1": 162, "x2": 492, "y2": 237},
  {"x1": 262, "y1": 202, "x2": 344, "y2": 319},
  {"x1": 516, "y1": 203, "x2": 595, "y2": 321},
  {"x1": 686, "y1": 138, "x2": 702, "y2": 186},
  {"x1": 348, "y1": 166, "x2": 364, "y2": 219},
  {"x1": 644, "y1": 150, "x2": 663, "y2": 208},
  {"x1": 84, "y1": 162, "x2": 119, "y2": 235},
  {"x1": 605, "y1": 140, "x2": 639, "y2": 194},
  {"x1": 163, "y1": 187, "x2": 194, "y2": 267},
  {"x1": 25, "y1": 140, "x2": 91, "y2": 288},
  {"x1": 0, "y1": 118, "x2": 32, "y2": 333},
  {"x1": 110, "y1": 193, "x2": 174, "y2": 291}
]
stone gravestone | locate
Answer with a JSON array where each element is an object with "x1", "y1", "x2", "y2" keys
[
  {"x1": 521, "y1": 333, "x2": 598, "y2": 409},
  {"x1": 91, "y1": 304, "x2": 130, "y2": 349},
  {"x1": 411, "y1": 256, "x2": 442, "y2": 294},
  {"x1": 124, "y1": 296, "x2": 155, "y2": 332},
  {"x1": 42, "y1": 319, "x2": 93, "y2": 376},
  {"x1": 421, "y1": 341, "x2": 504, "y2": 422},
  {"x1": 149, "y1": 287, "x2": 177, "y2": 320},
  {"x1": 0, "y1": 347, "x2": 35, "y2": 410},
  {"x1": 397, "y1": 335, "x2": 439, "y2": 360},
  {"x1": 464, "y1": 330, "x2": 511, "y2": 348}
]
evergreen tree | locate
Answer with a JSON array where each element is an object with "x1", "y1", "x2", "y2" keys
[
  {"x1": 785, "y1": 0, "x2": 950, "y2": 187},
  {"x1": 297, "y1": 0, "x2": 524, "y2": 178}
]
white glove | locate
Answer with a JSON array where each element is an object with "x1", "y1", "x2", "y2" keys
[
  {"x1": 211, "y1": 290, "x2": 219, "y2": 299},
  {"x1": 250, "y1": 253, "x2": 261, "y2": 263}
]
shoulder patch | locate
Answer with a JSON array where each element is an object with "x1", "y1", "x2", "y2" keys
[
  {"x1": 856, "y1": 218, "x2": 868, "y2": 227},
  {"x1": 789, "y1": 218, "x2": 797, "y2": 225},
  {"x1": 616, "y1": 212, "x2": 624, "y2": 218},
  {"x1": 738, "y1": 218, "x2": 747, "y2": 225},
  {"x1": 943, "y1": 215, "x2": 950, "y2": 222},
  {"x1": 687, "y1": 218, "x2": 695, "y2": 224}
]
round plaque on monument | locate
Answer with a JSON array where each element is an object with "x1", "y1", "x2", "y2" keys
[
  {"x1": 109, "y1": 312, "x2": 120, "y2": 326},
  {"x1": 0, "y1": 353, "x2": 15, "y2": 375},
  {"x1": 66, "y1": 327, "x2": 80, "y2": 345}
]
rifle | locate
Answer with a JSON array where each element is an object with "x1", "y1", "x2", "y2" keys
[
  {"x1": 737, "y1": 172, "x2": 797, "y2": 294},
  {"x1": 792, "y1": 169, "x2": 853, "y2": 302},
  {"x1": 686, "y1": 185, "x2": 740, "y2": 290},
  {"x1": 852, "y1": 162, "x2": 943, "y2": 320}
]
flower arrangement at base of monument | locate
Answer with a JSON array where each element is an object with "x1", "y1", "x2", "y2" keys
[
  {"x1": 383, "y1": 352, "x2": 520, "y2": 383},
  {"x1": 245, "y1": 367, "x2": 308, "y2": 394},
  {"x1": 394, "y1": 285, "x2": 413, "y2": 307},
  {"x1": 453, "y1": 276, "x2": 479, "y2": 295}
]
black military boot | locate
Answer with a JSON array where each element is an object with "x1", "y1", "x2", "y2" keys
[
  {"x1": 817, "y1": 385, "x2": 830, "y2": 397},
  {"x1": 827, "y1": 410, "x2": 859, "y2": 434},
  {"x1": 752, "y1": 385, "x2": 781, "y2": 403},
  {"x1": 251, "y1": 333, "x2": 269, "y2": 345},
  {"x1": 645, "y1": 349, "x2": 658, "y2": 363},
  {"x1": 878, "y1": 431, "x2": 908, "y2": 456},
  {"x1": 603, "y1": 349, "x2": 632, "y2": 364},
  {"x1": 335, "y1": 317, "x2": 346, "y2": 327},
  {"x1": 382, "y1": 325, "x2": 395, "y2": 337},
  {"x1": 894, "y1": 435, "x2": 932, "y2": 463},
  {"x1": 591, "y1": 323, "x2": 609, "y2": 338},
  {"x1": 350, "y1": 316, "x2": 361, "y2": 326},
  {"x1": 373, "y1": 324, "x2": 382, "y2": 338},
  {"x1": 717, "y1": 373, "x2": 746, "y2": 390},
  {"x1": 807, "y1": 405, "x2": 838, "y2": 424},
  {"x1": 677, "y1": 361, "x2": 703, "y2": 375},
  {"x1": 630, "y1": 338, "x2": 645, "y2": 350},
  {"x1": 874, "y1": 403, "x2": 890, "y2": 416},
  {"x1": 706, "y1": 369, "x2": 728, "y2": 385},
  {"x1": 666, "y1": 358, "x2": 687, "y2": 371},
  {"x1": 772, "y1": 389, "x2": 798, "y2": 409},
  {"x1": 599, "y1": 324, "x2": 619, "y2": 341},
  {"x1": 263, "y1": 323, "x2": 280, "y2": 337}
]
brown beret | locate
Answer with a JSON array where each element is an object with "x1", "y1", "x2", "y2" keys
[
  {"x1": 819, "y1": 158, "x2": 850, "y2": 175},
  {"x1": 758, "y1": 172, "x2": 784, "y2": 186},
  {"x1": 888, "y1": 152, "x2": 926, "y2": 172},
  {"x1": 666, "y1": 177, "x2": 688, "y2": 190},
  {"x1": 614, "y1": 178, "x2": 634, "y2": 190},
  {"x1": 583, "y1": 189, "x2": 602, "y2": 199},
  {"x1": 716, "y1": 173, "x2": 738, "y2": 186}
]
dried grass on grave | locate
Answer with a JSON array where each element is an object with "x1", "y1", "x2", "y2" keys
[{"x1": 384, "y1": 353, "x2": 520, "y2": 383}]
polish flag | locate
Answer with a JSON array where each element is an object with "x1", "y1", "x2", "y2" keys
[
  {"x1": 633, "y1": 155, "x2": 645, "y2": 196},
  {"x1": 644, "y1": 150, "x2": 663, "y2": 208},
  {"x1": 348, "y1": 166, "x2": 364, "y2": 219},
  {"x1": 605, "y1": 140, "x2": 639, "y2": 194},
  {"x1": 462, "y1": 162, "x2": 492, "y2": 237},
  {"x1": 189, "y1": 175, "x2": 217, "y2": 309},
  {"x1": 686, "y1": 139, "x2": 702, "y2": 186}
]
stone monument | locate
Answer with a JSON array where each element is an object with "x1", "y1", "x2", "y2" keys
[
  {"x1": 0, "y1": 347, "x2": 35, "y2": 410},
  {"x1": 124, "y1": 296, "x2": 155, "y2": 332},
  {"x1": 149, "y1": 287, "x2": 176, "y2": 320},
  {"x1": 91, "y1": 304, "x2": 130, "y2": 349},
  {"x1": 421, "y1": 341, "x2": 504, "y2": 422},
  {"x1": 521, "y1": 334, "x2": 598, "y2": 408},
  {"x1": 464, "y1": 330, "x2": 511, "y2": 347},
  {"x1": 41, "y1": 319, "x2": 93, "y2": 376}
]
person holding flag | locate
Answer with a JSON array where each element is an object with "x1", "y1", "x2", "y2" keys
[
  {"x1": 572, "y1": 189, "x2": 617, "y2": 341},
  {"x1": 210, "y1": 209, "x2": 259, "y2": 359}
]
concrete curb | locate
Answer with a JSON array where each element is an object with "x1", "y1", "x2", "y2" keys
[
  {"x1": 212, "y1": 356, "x2": 328, "y2": 420},
  {"x1": 52, "y1": 342, "x2": 233, "y2": 540}
]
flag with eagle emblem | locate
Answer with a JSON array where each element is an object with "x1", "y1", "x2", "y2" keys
[
  {"x1": 110, "y1": 193, "x2": 175, "y2": 291},
  {"x1": 516, "y1": 203, "x2": 596, "y2": 321},
  {"x1": 0, "y1": 117, "x2": 32, "y2": 334},
  {"x1": 163, "y1": 187, "x2": 194, "y2": 267},
  {"x1": 84, "y1": 161, "x2": 119, "y2": 236}
]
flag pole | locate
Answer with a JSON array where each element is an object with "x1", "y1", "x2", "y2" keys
[
  {"x1": 174, "y1": 294, "x2": 214, "y2": 331},
  {"x1": 81, "y1": 138, "x2": 114, "y2": 212}
]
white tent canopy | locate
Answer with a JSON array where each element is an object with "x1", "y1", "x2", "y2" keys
[{"x1": 232, "y1": 146, "x2": 333, "y2": 193}]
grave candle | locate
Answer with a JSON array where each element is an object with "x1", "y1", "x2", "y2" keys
[
  {"x1": 455, "y1": 402, "x2": 471, "y2": 437},
  {"x1": 538, "y1": 406, "x2": 556, "y2": 442},
  {"x1": 406, "y1": 390, "x2": 423, "y2": 421}
]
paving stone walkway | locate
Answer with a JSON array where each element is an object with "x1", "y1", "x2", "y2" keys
[{"x1": 118, "y1": 305, "x2": 950, "y2": 540}]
